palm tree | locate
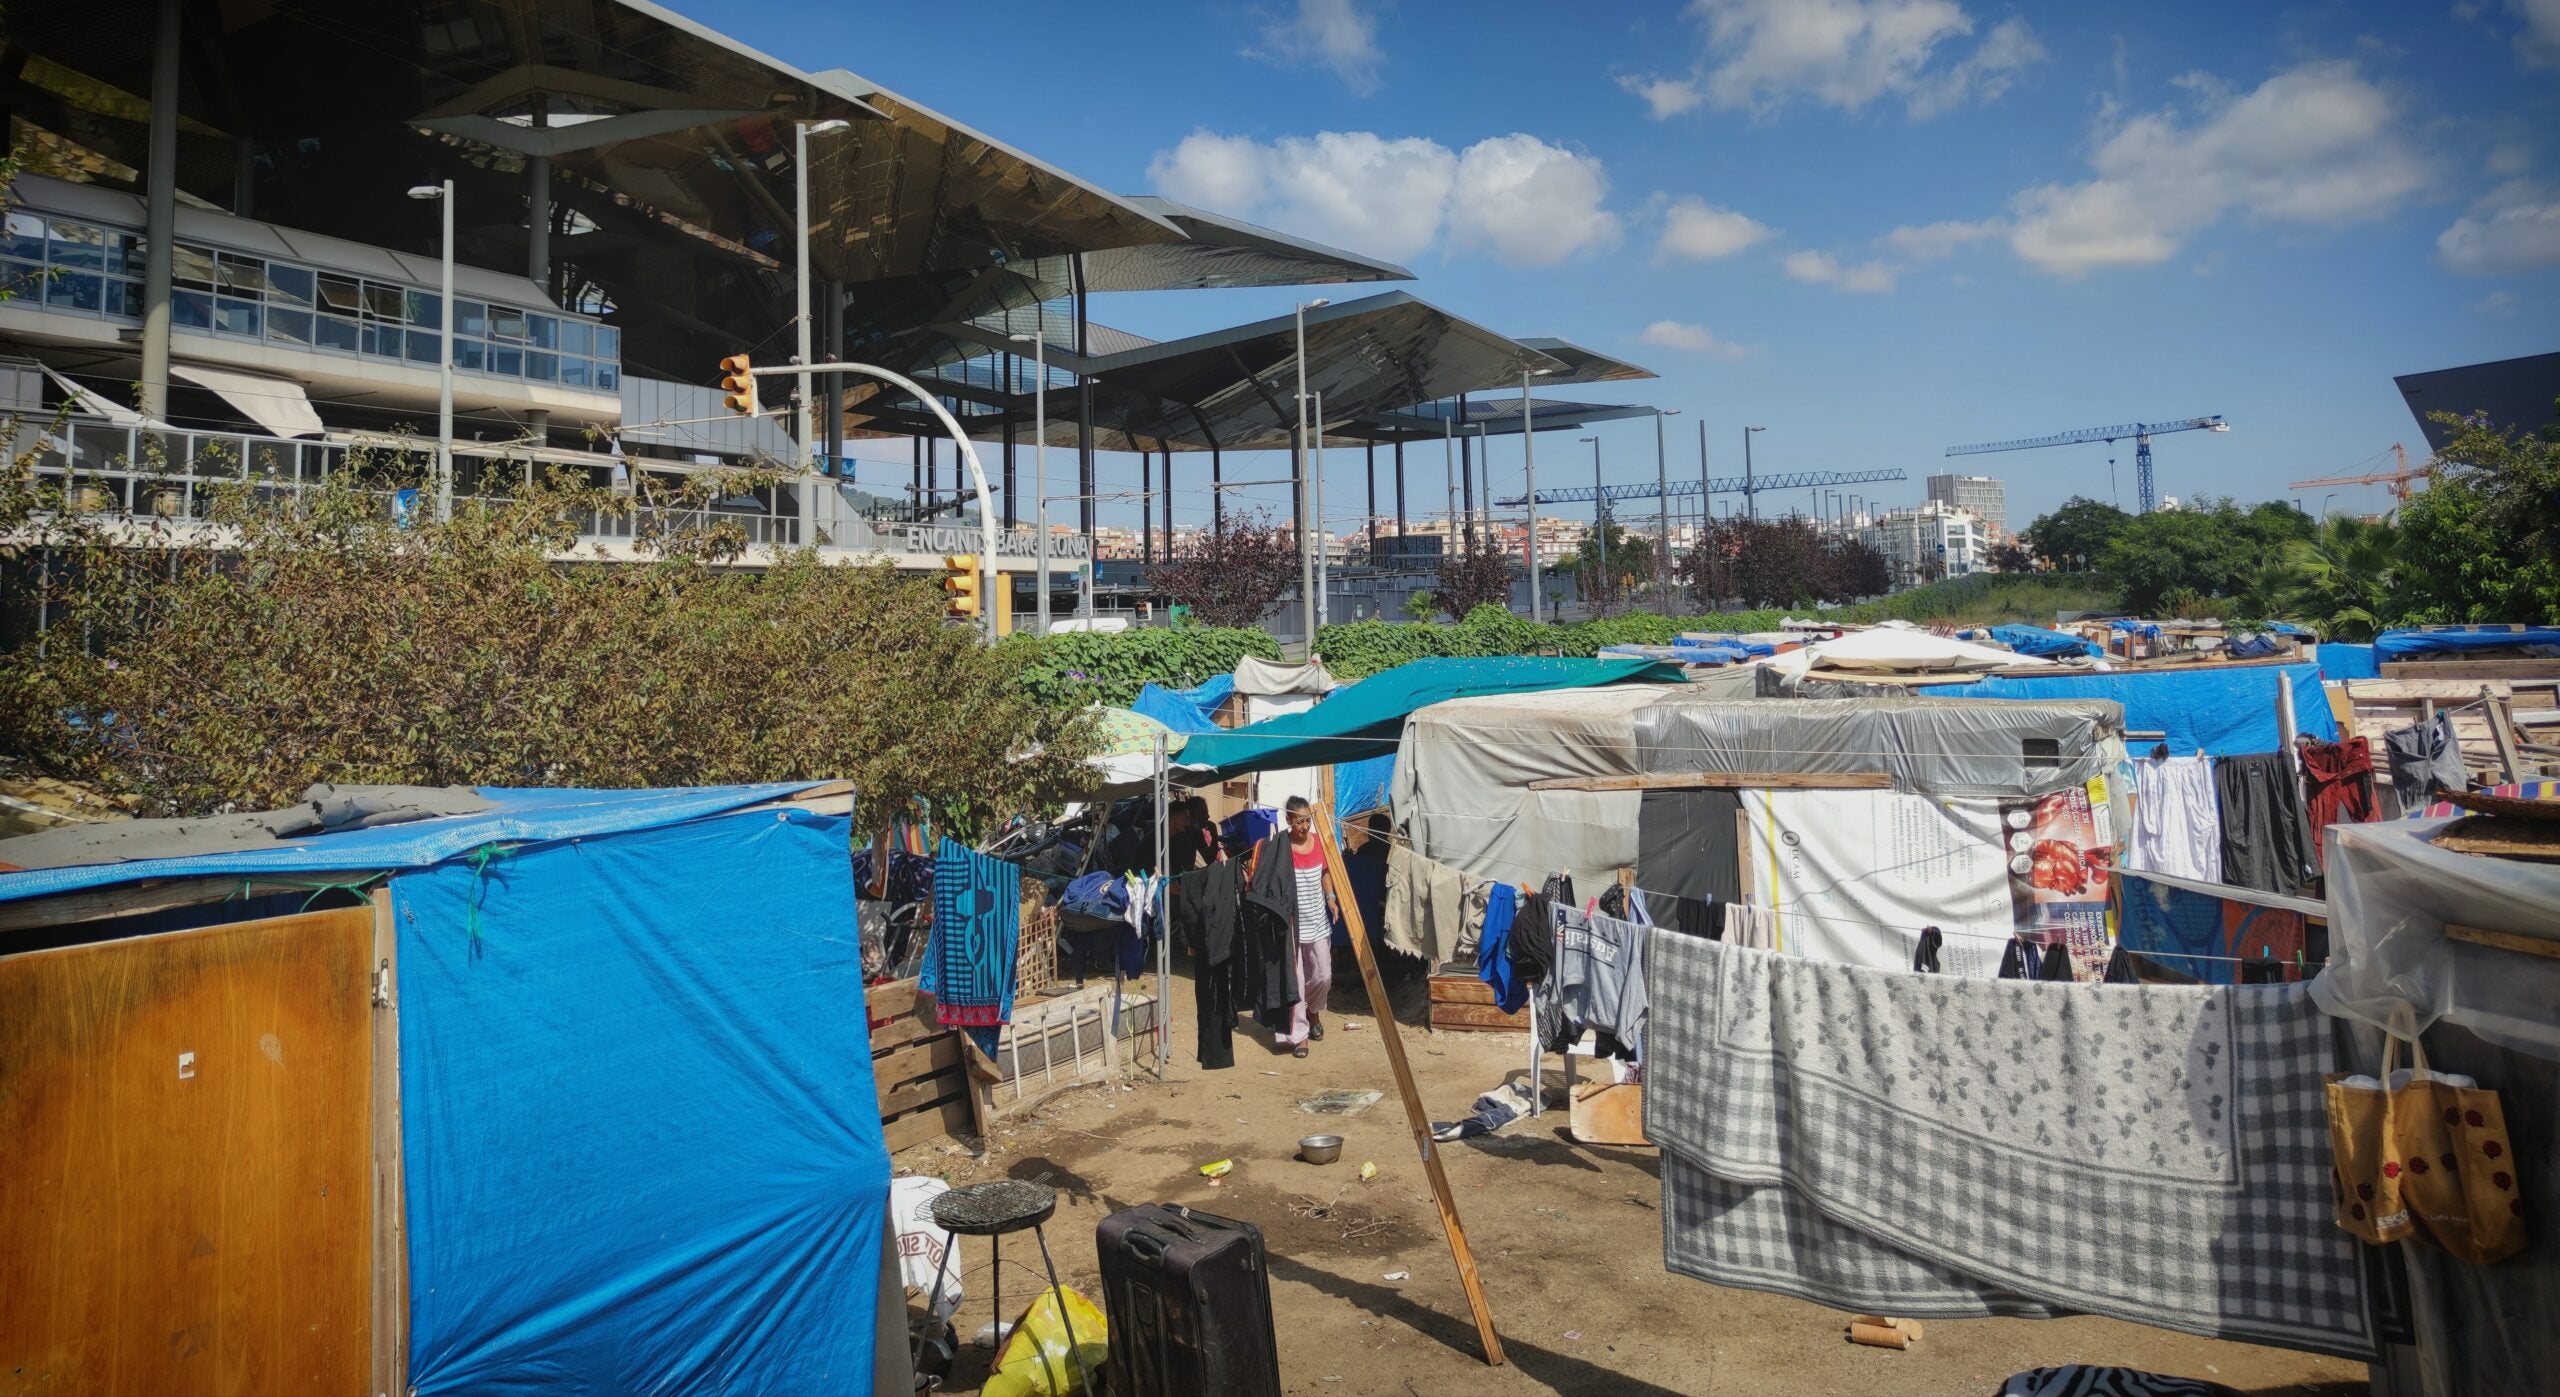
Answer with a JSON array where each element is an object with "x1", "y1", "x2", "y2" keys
[{"x1": 2275, "y1": 514, "x2": 2401, "y2": 639}]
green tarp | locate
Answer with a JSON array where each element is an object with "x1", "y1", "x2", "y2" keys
[{"x1": 1173, "y1": 656, "x2": 1686, "y2": 782}]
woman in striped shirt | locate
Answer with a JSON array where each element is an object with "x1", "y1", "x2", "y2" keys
[{"x1": 1278, "y1": 796, "x2": 1340, "y2": 1059}]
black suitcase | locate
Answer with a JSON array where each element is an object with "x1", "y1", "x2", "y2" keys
[{"x1": 1095, "y1": 1203, "x2": 1282, "y2": 1397}]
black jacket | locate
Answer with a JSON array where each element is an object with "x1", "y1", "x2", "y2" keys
[{"x1": 1239, "y1": 832, "x2": 1305, "y2": 1015}]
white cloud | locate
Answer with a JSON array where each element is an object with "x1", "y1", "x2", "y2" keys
[
  {"x1": 1881, "y1": 217, "x2": 2004, "y2": 260},
  {"x1": 2437, "y1": 180, "x2": 2560, "y2": 274},
  {"x1": 1639, "y1": 320, "x2": 1751, "y2": 359},
  {"x1": 1449, "y1": 135, "x2": 1622, "y2": 265},
  {"x1": 1251, "y1": 0, "x2": 1386, "y2": 95},
  {"x1": 2477, "y1": 288, "x2": 2519, "y2": 315},
  {"x1": 2006, "y1": 61, "x2": 2429, "y2": 277},
  {"x1": 1658, "y1": 196, "x2": 1776, "y2": 260},
  {"x1": 2488, "y1": 142, "x2": 2533, "y2": 176},
  {"x1": 1619, "y1": 73, "x2": 1706, "y2": 120},
  {"x1": 1146, "y1": 129, "x2": 1618, "y2": 266},
  {"x1": 1680, "y1": 0, "x2": 2046, "y2": 118},
  {"x1": 1782, "y1": 249, "x2": 1897, "y2": 292},
  {"x1": 2514, "y1": 0, "x2": 2560, "y2": 67}
]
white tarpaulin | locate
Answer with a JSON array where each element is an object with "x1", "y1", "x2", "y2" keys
[
  {"x1": 1808, "y1": 624, "x2": 2054, "y2": 673},
  {"x1": 171, "y1": 363, "x2": 326, "y2": 439},
  {"x1": 1232, "y1": 656, "x2": 1336, "y2": 697},
  {"x1": 1393, "y1": 689, "x2": 2127, "y2": 889}
]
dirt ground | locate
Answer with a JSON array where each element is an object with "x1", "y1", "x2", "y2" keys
[{"x1": 896, "y1": 966, "x2": 2369, "y2": 1397}]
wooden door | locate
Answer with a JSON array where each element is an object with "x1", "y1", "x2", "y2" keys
[{"x1": 0, "y1": 907, "x2": 375, "y2": 1397}]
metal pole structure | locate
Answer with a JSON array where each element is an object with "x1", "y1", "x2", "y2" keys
[
  {"x1": 1153, "y1": 730, "x2": 1170, "y2": 1077},
  {"x1": 1653, "y1": 409, "x2": 1678, "y2": 603},
  {"x1": 1010, "y1": 333, "x2": 1050, "y2": 636},
  {"x1": 138, "y1": 0, "x2": 179, "y2": 422},
  {"x1": 406, "y1": 182, "x2": 457, "y2": 520},
  {"x1": 1293, "y1": 299, "x2": 1328, "y2": 653},
  {"x1": 1393, "y1": 437, "x2": 1407, "y2": 550},
  {"x1": 1522, "y1": 368, "x2": 1546, "y2": 623},
  {"x1": 1365, "y1": 439, "x2": 1377, "y2": 571},
  {"x1": 1312, "y1": 389, "x2": 1329, "y2": 630},
  {"x1": 1582, "y1": 436, "x2": 1605, "y2": 607},
  {"x1": 1442, "y1": 418, "x2": 1456, "y2": 562},
  {"x1": 1471, "y1": 424, "x2": 1490, "y2": 550},
  {"x1": 793, "y1": 122, "x2": 812, "y2": 470},
  {"x1": 1743, "y1": 426, "x2": 1765, "y2": 521},
  {"x1": 1697, "y1": 419, "x2": 1710, "y2": 604}
]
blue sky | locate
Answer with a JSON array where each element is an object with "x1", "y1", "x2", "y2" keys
[{"x1": 694, "y1": 0, "x2": 2560, "y2": 537}]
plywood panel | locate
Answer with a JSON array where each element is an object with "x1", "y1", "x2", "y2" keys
[{"x1": 0, "y1": 908, "x2": 375, "y2": 1397}]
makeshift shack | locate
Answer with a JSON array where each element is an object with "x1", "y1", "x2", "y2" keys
[{"x1": 0, "y1": 783, "x2": 896, "y2": 1397}]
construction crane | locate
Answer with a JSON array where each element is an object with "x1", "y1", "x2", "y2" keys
[
  {"x1": 1946, "y1": 416, "x2": 2227, "y2": 514},
  {"x1": 2289, "y1": 443, "x2": 2429, "y2": 504},
  {"x1": 1495, "y1": 467, "x2": 1904, "y2": 508}
]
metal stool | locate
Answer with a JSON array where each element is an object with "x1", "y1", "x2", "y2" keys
[{"x1": 916, "y1": 1179, "x2": 1093, "y2": 1392}]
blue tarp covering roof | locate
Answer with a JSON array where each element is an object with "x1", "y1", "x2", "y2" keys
[
  {"x1": 1925, "y1": 662, "x2": 2337, "y2": 757},
  {"x1": 1332, "y1": 753, "x2": 1395, "y2": 819},
  {"x1": 2317, "y1": 643, "x2": 2381, "y2": 680},
  {"x1": 0, "y1": 783, "x2": 827, "y2": 904},
  {"x1": 2374, "y1": 627, "x2": 2560, "y2": 659},
  {"x1": 1989, "y1": 624, "x2": 2103, "y2": 659},
  {"x1": 396, "y1": 805, "x2": 886, "y2": 1392},
  {"x1": 1176, "y1": 656, "x2": 1685, "y2": 780},
  {"x1": 1131, "y1": 682, "x2": 1224, "y2": 735}
]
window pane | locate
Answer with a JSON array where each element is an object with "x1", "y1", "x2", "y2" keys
[
  {"x1": 594, "y1": 326, "x2": 620, "y2": 361},
  {"x1": 488, "y1": 343, "x2": 523, "y2": 376},
  {"x1": 266, "y1": 306, "x2": 314, "y2": 344},
  {"x1": 172, "y1": 289, "x2": 213, "y2": 328},
  {"x1": 1, "y1": 261, "x2": 44, "y2": 301},
  {"x1": 406, "y1": 329, "x2": 442, "y2": 365},
  {"x1": 213, "y1": 297, "x2": 261, "y2": 337},
  {"x1": 525, "y1": 351, "x2": 557, "y2": 382},
  {"x1": 454, "y1": 299, "x2": 487, "y2": 337},
  {"x1": 557, "y1": 320, "x2": 591, "y2": 356},
  {"x1": 316, "y1": 314, "x2": 360, "y2": 351},
  {"x1": 1, "y1": 213, "x2": 43, "y2": 261},
  {"x1": 317, "y1": 273, "x2": 363, "y2": 313},
  {"x1": 172, "y1": 243, "x2": 216, "y2": 288},
  {"x1": 452, "y1": 338, "x2": 485, "y2": 371},
  {"x1": 363, "y1": 322, "x2": 402, "y2": 358},
  {"x1": 47, "y1": 270, "x2": 104, "y2": 313},
  {"x1": 363, "y1": 282, "x2": 405, "y2": 320},
  {"x1": 105, "y1": 278, "x2": 141, "y2": 318},
  {"x1": 488, "y1": 306, "x2": 527, "y2": 342},
  {"x1": 47, "y1": 220, "x2": 106, "y2": 270},
  {"x1": 595, "y1": 363, "x2": 618, "y2": 391},
  {"x1": 106, "y1": 232, "x2": 143, "y2": 277},
  {"x1": 266, "y1": 263, "x2": 315, "y2": 307},
  {"x1": 406, "y1": 289, "x2": 442, "y2": 329},
  {"x1": 215, "y1": 253, "x2": 272, "y2": 296},
  {"x1": 528, "y1": 314, "x2": 557, "y2": 349},
  {"x1": 558, "y1": 356, "x2": 591, "y2": 387}
]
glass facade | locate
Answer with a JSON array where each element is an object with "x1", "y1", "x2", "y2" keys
[{"x1": 0, "y1": 210, "x2": 620, "y2": 394}]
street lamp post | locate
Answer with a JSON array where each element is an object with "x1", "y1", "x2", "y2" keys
[
  {"x1": 1521, "y1": 365, "x2": 1555, "y2": 621},
  {"x1": 793, "y1": 119, "x2": 852, "y2": 471},
  {"x1": 1743, "y1": 425, "x2": 1766, "y2": 521},
  {"x1": 1580, "y1": 434, "x2": 1604, "y2": 611},
  {"x1": 1293, "y1": 298, "x2": 1329, "y2": 653},
  {"x1": 1312, "y1": 389, "x2": 1329, "y2": 628},
  {"x1": 1469, "y1": 423, "x2": 1490, "y2": 549},
  {"x1": 405, "y1": 181, "x2": 455, "y2": 521},
  {"x1": 1653, "y1": 408, "x2": 1680, "y2": 602},
  {"x1": 1442, "y1": 417, "x2": 1457, "y2": 562},
  {"x1": 1009, "y1": 332, "x2": 1050, "y2": 636}
]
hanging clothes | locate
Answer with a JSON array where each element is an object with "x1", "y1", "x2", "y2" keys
[
  {"x1": 2297, "y1": 736, "x2": 2378, "y2": 866},
  {"x1": 1172, "y1": 860, "x2": 1247, "y2": 1070},
  {"x1": 926, "y1": 837, "x2": 1021, "y2": 1032},
  {"x1": 1474, "y1": 884, "x2": 1525, "y2": 1013},
  {"x1": 2128, "y1": 753, "x2": 2223, "y2": 883},
  {"x1": 1658, "y1": 892, "x2": 1719, "y2": 941},
  {"x1": 2381, "y1": 714, "x2": 2466, "y2": 810},
  {"x1": 1239, "y1": 833, "x2": 1305, "y2": 1025},
  {"x1": 1554, "y1": 911, "x2": 1651, "y2": 1061},
  {"x1": 1539, "y1": 902, "x2": 1592, "y2": 1053},
  {"x1": 1997, "y1": 934, "x2": 2037, "y2": 980},
  {"x1": 1513, "y1": 873, "x2": 1571, "y2": 988},
  {"x1": 1382, "y1": 843, "x2": 1471, "y2": 964},
  {"x1": 2212, "y1": 752, "x2": 2318, "y2": 896},
  {"x1": 1721, "y1": 901, "x2": 1777, "y2": 952},
  {"x1": 2036, "y1": 939, "x2": 2075, "y2": 982},
  {"x1": 1912, "y1": 926, "x2": 1943, "y2": 973}
]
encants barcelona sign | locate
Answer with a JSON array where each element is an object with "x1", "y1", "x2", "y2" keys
[{"x1": 848, "y1": 519, "x2": 1091, "y2": 561}]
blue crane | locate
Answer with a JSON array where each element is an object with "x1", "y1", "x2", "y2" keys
[
  {"x1": 1945, "y1": 416, "x2": 2227, "y2": 515},
  {"x1": 1495, "y1": 467, "x2": 1905, "y2": 507}
]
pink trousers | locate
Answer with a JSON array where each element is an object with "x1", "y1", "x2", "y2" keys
[{"x1": 1283, "y1": 937, "x2": 1333, "y2": 1045}]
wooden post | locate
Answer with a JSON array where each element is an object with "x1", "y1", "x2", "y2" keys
[
  {"x1": 1313, "y1": 801, "x2": 1507, "y2": 1367},
  {"x1": 368, "y1": 887, "x2": 410, "y2": 1397}
]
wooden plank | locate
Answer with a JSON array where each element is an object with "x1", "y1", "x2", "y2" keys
[
  {"x1": 0, "y1": 870, "x2": 383, "y2": 935},
  {"x1": 2445, "y1": 923, "x2": 2560, "y2": 960},
  {"x1": 1568, "y1": 1083, "x2": 1650, "y2": 1147},
  {"x1": 878, "y1": 1067, "x2": 968, "y2": 1119},
  {"x1": 2486, "y1": 694, "x2": 2527, "y2": 783},
  {"x1": 369, "y1": 889, "x2": 410, "y2": 1397},
  {"x1": 1315, "y1": 803, "x2": 1505, "y2": 1367},
  {"x1": 0, "y1": 907, "x2": 376, "y2": 1397},
  {"x1": 865, "y1": 978, "x2": 922, "y2": 1021},
  {"x1": 868, "y1": 1008, "x2": 941, "y2": 1056},
  {"x1": 1527, "y1": 771, "x2": 1892, "y2": 793},
  {"x1": 872, "y1": 1033, "x2": 964, "y2": 1089},
  {"x1": 1430, "y1": 1003, "x2": 1532, "y2": 1031},
  {"x1": 2382, "y1": 659, "x2": 2560, "y2": 680},
  {"x1": 879, "y1": 1095, "x2": 976, "y2": 1155},
  {"x1": 1428, "y1": 975, "x2": 1502, "y2": 1006}
]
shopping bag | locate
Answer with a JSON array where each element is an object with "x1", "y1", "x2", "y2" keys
[
  {"x1": 981, "y1": 1284, "x2": 1108, "y2": 1397},
  {"x1": 2325, "y1": 1020, "x2": 2526, "y2": 1264}
]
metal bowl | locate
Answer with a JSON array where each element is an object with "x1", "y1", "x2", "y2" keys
[{"x1": 1298, "y1": 1134, "x2": 1344, "y2": 1165}]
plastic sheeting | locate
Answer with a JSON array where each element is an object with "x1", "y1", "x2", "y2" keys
[
  {"x1": 2313, "y1": 817, "x2": 2560, "y2": 1064},
  {"x1": 2373, "y1": 627, "x2": 2560, "y2": 660},
  {"x1": 1807, "y1": 626, "x2": 2053, "y2": 672},
  {"x1": 1393, "y1": 689, "x2": 2126, "y2": 888},
  {"x1": 2316, "y1": 643, "x2": 2381, "y2": 680},
  {"x1": 1988, "y1": 624, "x2": 2102, "y2": 659},
  {"x1": 1130, "y1": 683, "x2": 1222, "y2": 735},
  {"x1": 1924, "y1": 663, "x2": 2336, "y2": 757},
  {"x1": 1231, "y1": 656, "x2": 1337, "y2": 697},
  {"x1": 395, "y1": 807, "x2": 888, "y2": 1393}
]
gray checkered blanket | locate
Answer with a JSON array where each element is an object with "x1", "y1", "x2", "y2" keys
[{"x1": 1645, "y1": 934, "x2": 2373, "y2": 1360}]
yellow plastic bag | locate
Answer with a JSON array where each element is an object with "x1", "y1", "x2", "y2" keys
[{"x1": 981, "y1": 1284, "x2": 1109, "y2": 1397}]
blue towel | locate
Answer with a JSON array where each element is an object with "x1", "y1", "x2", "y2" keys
[
  {"x1": 929, "y1": 837, "x2": 1020, "y2": 1029},
  {"x1": 1476, "y1": 883, "x2": 1526, "y2": 1013}
]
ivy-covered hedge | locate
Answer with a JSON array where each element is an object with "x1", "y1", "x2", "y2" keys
[{"x1": 1003, "y1": 625, "x2": 1280, "y2": 708}]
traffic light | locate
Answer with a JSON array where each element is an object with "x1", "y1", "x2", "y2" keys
[
  {"x1": 718, "y1": 353, "x2": 757, "y2": 416},
  {"x1": 942, "y1": 554, "x2": 982, "y2": 620}
]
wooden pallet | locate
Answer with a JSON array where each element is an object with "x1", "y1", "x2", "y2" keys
[
  {"x1": 865, "y1": 978, "x2": 981, "y2": 1155},
  {"x1": 1428, "y1": 974, "x2": 1527, "y2": 1032}
]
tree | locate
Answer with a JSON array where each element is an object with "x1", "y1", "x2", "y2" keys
[
  {"x1": 2096, "y1": 497, "x2": 2312, "y2": 615},
  {"x1": 1989, "y1": 542, "x2": 2032, "y2": 573},
  {"x1": 1566, "y1": 518, "x2": 1656, "y2": 616},
  {"x1": 2020, "y1": 497, "x2": 2130, "y2": 573},
  {"x1": 2391, "y1": 402, "x2": 2560, "y2": 624},
  {"x1": 2269, "y1": 514, "x2": 2402, "y2": 639},
  {"x1": 1432, "y1": 533, "x2": 1514, "y2": 618},
  {"x1": 1825, "y1": 536, "x2": 1891, "y2": 600},
  {"x1": 1145, "y1": 507, "x2": 1299, "y2": 629},
  {"x1": 1401, "y1": 589, "x2": 1438, "y2": 622},
  {"x1": 1675, "y1": 516, "x2": 1857, "y2": 609}
]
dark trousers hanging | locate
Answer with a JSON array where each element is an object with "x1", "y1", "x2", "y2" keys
[{"x1": 1196, "y1": 954, "x2": 1237, "y2": 1070}]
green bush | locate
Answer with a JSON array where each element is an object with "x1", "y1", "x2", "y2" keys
[{"x1": 1003, "y1": 625, "x2": 1280, "y2": 708}]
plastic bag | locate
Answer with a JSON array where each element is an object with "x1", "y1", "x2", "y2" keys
[
  {"x1": 980, "y1": 1284, "x2": 1108, "y2": 1397},
  {"x1": 2326, "y1": 1017, "x2": 2527, "y2": 1264}
]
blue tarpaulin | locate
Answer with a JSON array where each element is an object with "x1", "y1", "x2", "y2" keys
[
  {"x1": 1131, "y1": 682, "x2": 1223, "y2": 735},
  {"x1": 1989, "y1": 624, "x2": 2103, "y2": 659},
  {"x1": 2316, "y1": 643, "x2": 2381, "y2": 680},
  {"x1": 2374, "y1": 627, "x2": 2560, "y2": 660},
  {"x1": 1926, "y1": 662, "x2": 2337, "y2": 756},
  {"x1": 1332, "y1": 753, "x2": 1395, "y2": 819},
  {"x1": 396, "y1": 806, "x2": 886, "y2": 1394},
  {"x1": 1177, "y1": 673, "x2": 1236, "y2": 713}
]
